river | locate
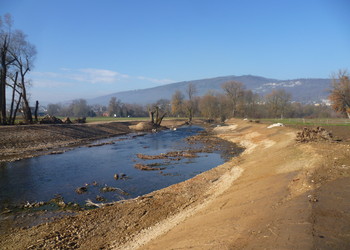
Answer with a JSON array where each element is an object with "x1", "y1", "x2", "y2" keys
[{"x1": 0, "y1": 125, "x2": 242, "y2": 211}]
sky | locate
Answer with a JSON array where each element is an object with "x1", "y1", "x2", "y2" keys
[{"x1": 1, "y1": 0, "x2": 349, "y2": 104}]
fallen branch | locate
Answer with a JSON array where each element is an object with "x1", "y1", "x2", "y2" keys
[{"x1": 134, "y1": 163, "x2": 166, "y2": 171}]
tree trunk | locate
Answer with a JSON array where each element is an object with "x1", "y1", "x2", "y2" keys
[
  {"x1": 188, "y1": 107, "x2": 193, "y2": 122},
  {"x1": 155, "y1": 106, "x2": 159, "y2": 125},
  {"x1": 34, "y1": 100, "x2": 39, "y2": 122},
  {"x1": 0, "y1": 35, "x2": 10, "y2": 125},
  {"x1": 22, "y1": 102, "x2": 32, "y2": 124},
  {"x1": 156, "y1": 113, "x2": 166, "y2": 126},
  {"x1": 8, "y1": 72, "x2": 19, "y2": 124},
  {"x1": 149, "y1": 107, "x2": 166, "y2": 127},
  {"x1": 0, "y1": 66, "x2": 7, "y2": 125},
  {"x1": 149, "y1": 110, "x2": 155, "y2": 124},
  {"x1": 12, "y1": 92, "x2": 22, "y2": 124},
  {"x1": 20, "y1": 72, "x2": 32, "y2": 124}
]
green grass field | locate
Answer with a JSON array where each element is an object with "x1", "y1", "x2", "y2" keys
[
  {"x1": 84, "y1": 117, "x2": 148, "y2": 123},
  {"x1": 260, "y1": 118, "x2": 350, "y2": 126}
]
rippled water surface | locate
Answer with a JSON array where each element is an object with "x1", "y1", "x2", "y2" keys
[{"x1": 0, "y1": 126, "x2": 242, "y2": 210}]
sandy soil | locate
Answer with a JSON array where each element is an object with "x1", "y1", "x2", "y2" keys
[{"x1": 1, "y1": 119, "x2": 349, "y2": 249}]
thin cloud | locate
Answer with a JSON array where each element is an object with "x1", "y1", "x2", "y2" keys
[
  {"x1": 32, "y1": 68, "x2": 174, "y2": 86},
  {"x1": 32, "y1": 68, "x2": 129, "y2": 85},
  {"x1": 70, "y1": 68, "x2": 129, "y2": 84},
  {"x1": 137, "y1": 76, "x2": 174, "y2": 84}
]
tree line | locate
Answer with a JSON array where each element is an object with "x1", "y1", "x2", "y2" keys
[
  {"x1": 46, "y1": 98, "x2": 148, "y2": 118},
  {"x1": 46, "y1": 77, "x2": 347, "y2": 122},
  {"x1": 169, "y1": 81, "x2": 345, "y2": 121}
]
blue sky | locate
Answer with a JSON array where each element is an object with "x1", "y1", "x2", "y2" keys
[{"x1": 1, "y1": 0, "x2": 349, "y2": 104}]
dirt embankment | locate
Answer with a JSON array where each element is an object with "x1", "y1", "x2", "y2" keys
[
  {"x1": 139, "y1": 121, "x2": 350, "y2": 250},
  {"x1": 1, "y1": 119, "x2": 349, "y2": 249}
]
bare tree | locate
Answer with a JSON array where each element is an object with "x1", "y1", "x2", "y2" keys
[
  {"x1": 0, "y1": 14, "x2": 36, "y2": 124},
  {"x1": 34, "y1": 100, "x2": 39, "y2": 122},
  {"x1": 10, "y1": 30, "x2": 37, "y2": 123},
  {"x1": 8, "y1": 71, "x2": 19, "y2": 123},
  {"x1": 47, "y1": 103, "x2": 62, "y2": 116},
  {"x1": 265, "y1": 89, "x2": 291, "y2": 118},
  {"x1": 171, "y1": 90, "x2": 185, "y2": 117},
  {"x1": 123, "y1": 103, "x2": 147, "y2": 117},
  {"x1": 185, "y1": 83, "x2": 197, "y2": 122},
  {"x1": 7, "y1": 69, "x2": 22, "y2": 124},
  {"x1": 0, "y1": 14, "x2": 14, "y2": 124},
  {"x1": 199, "y1": 91, "x2": 219, "y2": 120},
  {"x1": 222, "y1": 81, "x2": 245, "y2": 117},
  {"x1": 243, "y1": 90, "x2": 260, "y2": 118},
  {"x1": 148, "y1": 103, "x2": 166, "y2": 127},
  {"x1": 69, "y1": 99, "x2": 90, "y2": 117},
  {"x1": 108, "y1": 97, "x2": 121, "y2": 117},
  {"x1": 329, "y1": 70, "x2": 350, "y2": 119},
  {"x1": 217, "y1": 93, "x2": 230, "y2": 122},
  {"x1": 155, "y1": 99, "x2": 171, "y2": 115}
]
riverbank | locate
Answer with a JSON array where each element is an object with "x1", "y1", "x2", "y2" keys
[{"x1": 1, "y1": 119, "x2": 349, "y2": 249}]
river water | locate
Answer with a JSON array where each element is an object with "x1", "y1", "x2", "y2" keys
[{"x1": 0, "y1": 126, "x2": 242, "y2": 211}]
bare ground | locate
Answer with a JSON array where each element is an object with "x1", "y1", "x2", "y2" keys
[{"x1": 0, "y1": 119, "x2": 349, "y2": 249}]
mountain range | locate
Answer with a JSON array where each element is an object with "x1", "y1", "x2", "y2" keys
[{"x1": 88, "y1": 75, "x2": 332, "y2": 105}]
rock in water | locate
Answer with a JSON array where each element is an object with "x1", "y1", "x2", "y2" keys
[{"x1": 75, "y1": 186, "x2": 88, "y2": 194}]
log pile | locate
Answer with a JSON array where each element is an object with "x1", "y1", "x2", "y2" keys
[
  {"x1": 296, "y1": 127, "x2": 333, "y2": 142},
  {"x1": 39, "y1": 115, "x2": 63, "y2": 124},
  {"x1": 39, "y1": 115, "x2": 84, "y2": 124},
  {"x1": 73, "y1": 117, "x2": 86, "y2": 123}
]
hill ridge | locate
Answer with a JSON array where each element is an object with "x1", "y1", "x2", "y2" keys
[{"x1": 88, "y1": 75, "x2": 331, "y2": 105}]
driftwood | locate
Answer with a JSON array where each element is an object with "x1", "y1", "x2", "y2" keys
[
  {"x1": 136, "y1": 153, "x2": 167, "y2": 160},
  {"x1": 85, "y1": 199, "x2": 115, "y2": 208},
  {"x1": 100, "y1": 186, "x2": 129, "y2": 196},
  {"x1": 40, "y1": 115, "x2": 63, "y2": 124},
  {"x1": 134, "y1": 163, "x2": 166, "y2": 171},
  {"x1": 62, "y1": 117, "x2": 72, "y2": 124},
  {"x1": 136, "y1": 151, "x2": 198, "y2": 161}
]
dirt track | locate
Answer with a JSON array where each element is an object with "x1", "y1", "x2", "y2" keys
[{"x1": 1, "y1": 119, "x2": 349, "y2": 249}]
